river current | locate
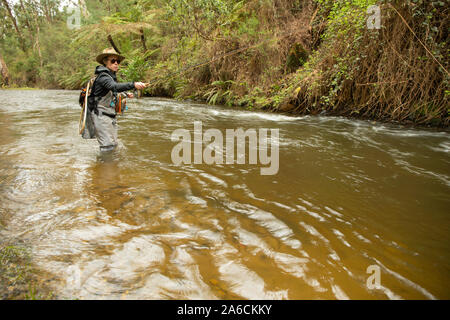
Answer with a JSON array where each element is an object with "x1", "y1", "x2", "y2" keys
[{"x1": 0, "y1": 89, "x2": 449, "y2": 299}]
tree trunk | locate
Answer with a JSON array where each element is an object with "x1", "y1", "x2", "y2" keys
[
  {"x1": 0, "y1": 52, "x2": 10, "y2": 86},
  {"x1": 1, "y1": 0, "x2": 25, "y2": 50},
  {"x1": 19, "y1": 0, "x2": 32, "y2": 30},
  {"x1": 19, "y1": 0, "x2": 34, "y2": 43},
  {"x1": 78, "y1": 0, "x2": 90, "y2": 18},
  {"x1": 140, "y1": 28, "x2": 147, "y2": 53},
  {"x1": 30, "y1": 6, "x2": 43, "y2": 68},
  {"x1": 41, "y1": 0, "x2": 52, "y2": 23}
]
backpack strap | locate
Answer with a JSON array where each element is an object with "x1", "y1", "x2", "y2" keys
[
  {"x1": 87, "y1": 75, "x2": 101, "y2": 113},
  {"x1": 90, "y1": 72, "x2": 116, "y2": 97},
  {"x1": 89, "y1": 72, "x2": 118, "y2": 114}
]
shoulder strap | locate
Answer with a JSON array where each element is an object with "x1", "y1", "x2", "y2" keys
[
  {"x1": 87, "y1": 76, "x2": 97, "y2": 94},
  {"x1": 91, "y1": 72, "x2": 116, "y2": 96}
]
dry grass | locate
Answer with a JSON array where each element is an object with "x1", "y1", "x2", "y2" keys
[
  {"x1": 286, "y1": 2, "x2": 449, "y2": 126},
  {"x1": 187, "y1": 0, "x2": 316, "y2": 92}
]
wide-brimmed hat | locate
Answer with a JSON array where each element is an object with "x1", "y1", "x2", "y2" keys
[{"x1": 96, "y1": 48, "x2": 125, "y2": 65}]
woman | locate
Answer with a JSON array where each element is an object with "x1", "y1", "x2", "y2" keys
[{"x1": 90, "y1": 48, "x2": 146, "y2": 152}]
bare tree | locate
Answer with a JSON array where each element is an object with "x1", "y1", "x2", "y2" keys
[
  {"x1": 41, "y1": 0, "x2": 52, "y2": 23},
  {"x1": 28, "y1": 1, "x2": 43, "y2": 67},
  {"x1": 19, "y1": 0, "x2": 34, "y2": 43},
  {"x1": 0, "y1": 51, "x2": 10, "y2": 85},
  {"x1": 79, "y1": 0, "x2": 90, "y2": 18},
  {"x1": 1, "y1": 0, "x2": 25, "y2": 50}
]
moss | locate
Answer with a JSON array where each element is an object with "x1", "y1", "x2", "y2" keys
[
  {"x1": 1, "y1": 86, "x2": 39, "y2": 90},
  {"x1": 0, "y1": 243, "x2": 52, "y2": 300}
]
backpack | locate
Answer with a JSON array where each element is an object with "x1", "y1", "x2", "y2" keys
[
  {"x1": 78, "y1": 75, "x2": 98, "y2": 137},
  {"x1": 79, "y1": 75, "x2": 98, "y2": 108},
  {"x1": 79, "y1": 73, "x2": 127, "y2": 114}
]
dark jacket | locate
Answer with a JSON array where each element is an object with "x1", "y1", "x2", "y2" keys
[{"x1": 92, "y1": 65, "x2": 135, "y2": 98}]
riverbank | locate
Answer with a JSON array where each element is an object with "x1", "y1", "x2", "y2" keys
[
  {"x1": 1, "y1": 86, "x2": 39, "y2": 90},
  {"x1": 2, "y1": 87, "x2": 449, "y2": 131},
  {"x1": 140, "y1": 1, "x2": 448, "y2": 127},
  {"x1": 1, "y1": 1, "x2": 448, "y2": 127},
  {"x1": 0, "y1": 241, "x2": 53, "y2": 300}
]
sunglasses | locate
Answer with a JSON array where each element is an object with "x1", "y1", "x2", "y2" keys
[{"x1": 109, "y1": 58, "x2": 121, "y2": 65}]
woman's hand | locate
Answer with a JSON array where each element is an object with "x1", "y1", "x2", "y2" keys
[
  {"x1": 126, "y1": 92, "x2": 134, "y2": 99},
  {"x1": 134, "y1": 82, "x2": 146, "y2": 90}
]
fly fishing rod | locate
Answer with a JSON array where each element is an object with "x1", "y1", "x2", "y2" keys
[
  {"x1": 106, "y1": 31, "x2": 295, "y2": 99},
  {"x1": 80, "y1": 34, "x2": 286, "y2": 133},
  {"x1": 139, "y1": 31, "x2": 296, "y2": 91}
]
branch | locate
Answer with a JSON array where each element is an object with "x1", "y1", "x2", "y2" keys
[{"x1": 107, "y1": 34, "x2": 121, "y2": 54}]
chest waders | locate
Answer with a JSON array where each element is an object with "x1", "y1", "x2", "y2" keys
[
  {"x1": 79, "y1": 72, "x2": 129, "y2": 151},
  {"x1": 91, "y1": 74, "x2": 120, "y2": 151}
]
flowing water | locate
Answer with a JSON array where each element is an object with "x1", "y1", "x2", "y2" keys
[{"x1": 0, "y1": 89, "x2": 449, "y2": 299}]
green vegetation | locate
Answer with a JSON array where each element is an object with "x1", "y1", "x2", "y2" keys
[
  {"x1": 0, "y1": 243, "x2": 52, "y2": 299},
  {"x1": 0, "y1": 0, "x2": 448, "y2": 126}
]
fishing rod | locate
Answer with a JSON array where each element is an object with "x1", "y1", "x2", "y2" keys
[
  {"x1": 80, "y1": 33, "x2": 292, "y2": 134},
  {"x1": 139, "y1": 31, "x2": 296, "y2": 91},
  {"x1": 106, "y1": 30, "x2": 297, "y2": 99}
]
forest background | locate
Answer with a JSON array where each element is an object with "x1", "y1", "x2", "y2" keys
[{"x1": 0, "y1": 0, "x2": 448, "y2": 126}]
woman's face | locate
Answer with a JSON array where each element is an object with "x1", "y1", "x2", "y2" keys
[{"x1": 105, "y1": 55, "x2": 120, "y2": 72}]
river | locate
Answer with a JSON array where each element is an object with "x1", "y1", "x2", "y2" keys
[{"x1": 0, "y1": 89, "x2": 449, "y2": 299}]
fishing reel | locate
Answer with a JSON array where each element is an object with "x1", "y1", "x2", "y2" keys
[
  {"x1": 112, "y1": 92, "x2": 128, "y2": 115},
  {"x1": 133, "y1": 88, "x2": 143, "y2": 99}
]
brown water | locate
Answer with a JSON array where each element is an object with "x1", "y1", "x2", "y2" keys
[{"x1": 0, "y1": 89, "x2": 449, "y2": 299}]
